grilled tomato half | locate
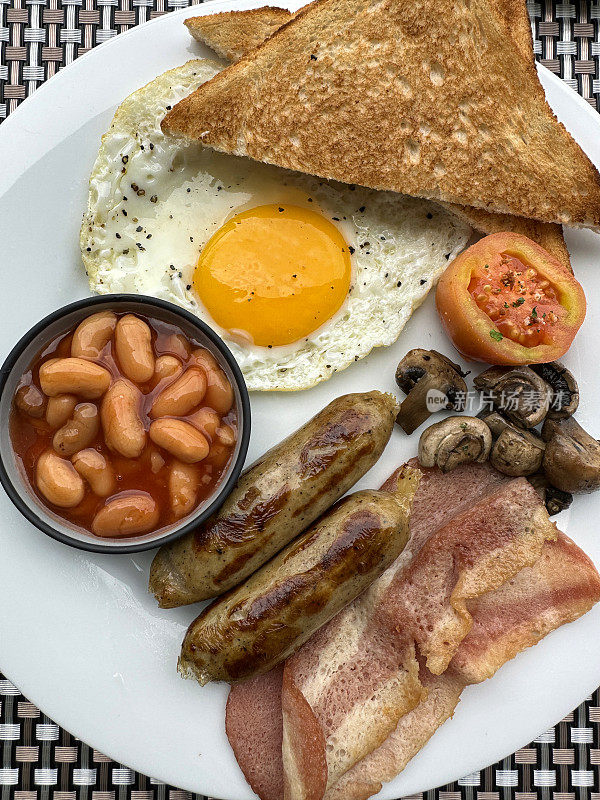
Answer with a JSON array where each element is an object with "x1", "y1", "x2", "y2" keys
[{"x1": 436, "y1": 233, "x2": 586, "y2": 365}]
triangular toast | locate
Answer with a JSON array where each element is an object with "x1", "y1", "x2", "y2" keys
[
  {"x1": 164, "y1": 0, "x2": 600, "y2": 229},
  {"x1": 184, "y1": 0, "x2": 531, "y2": 64},
  {"x1": 183, "y1": 1, "x2": 571, "y2": 269},
  {"x1": 185, "y1": 7, "x2": 293, "y2": 61}
]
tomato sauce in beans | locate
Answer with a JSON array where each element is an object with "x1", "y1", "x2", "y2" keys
[{"x1": 10, "y1": 311, "x2": 238, "y2": 539}]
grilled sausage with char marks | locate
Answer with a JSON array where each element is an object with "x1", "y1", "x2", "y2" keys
[
  {"x1": 150, "y1": 391, "x2": 397, "y2": 607},
  {"x1": 179, "y1": 467, "x2": 419, "y2": 684}
]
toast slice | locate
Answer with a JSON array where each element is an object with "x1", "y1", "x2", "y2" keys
[
  {"x1": 165, "y1": 0, "x2": 600, "y2": 229},
  {"x1": 185, "y1": 7, "x2": 293, "y2": 61},
  {"x1": 183, "y1": 2, "x2": 572, "y2": 270},
  {"x1": 441, "y1": 204, "x2": 571, "y2": 270},
  {"x1": 184, "y1": 0, "x2": 530, "y2": 62}
]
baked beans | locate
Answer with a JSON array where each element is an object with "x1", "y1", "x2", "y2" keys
[{"x1": 10, "y1": 311, "x2": 238, "y2": 539}]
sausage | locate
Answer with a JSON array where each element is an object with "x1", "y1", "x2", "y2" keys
[
  {"x1": 149, "y1": 391, "x2": 398, "y2": 607},
  {"x1": 178, "y1": 469, "x2": 418, "y2": 685}
]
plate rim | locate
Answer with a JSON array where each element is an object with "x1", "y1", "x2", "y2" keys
[{"x1": 0, "y1": 3, "x2": 599, "y2": 797}]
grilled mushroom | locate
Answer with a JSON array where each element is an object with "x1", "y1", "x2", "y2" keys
[
  {"x1": 541, "y1": 417, "x2": 600, "y2": 493},
  {"x1": 478, "y1": 410, "x2": 511, "y2": 437},
  {"x1": 528, "y1": 473, "x2": 573, "y2": 517},
  {"x1": 490, "y1": 427, "x2": 545, "y2": 477},
  {"x1": 395, "y1": 350, "x2": 468, "y2": 434},
  {"x1": 473, "y1": 366, "x2": 551, "y2": 428},
  {"x1": 479, "y1": 411, "x2": 545, "y2": 477},
  {"x1": 418, "y1": 416, "x2": 492, "y2": 473},
  {"x1": 531, "y1": 361, "x2": 579, "y2": 419}
]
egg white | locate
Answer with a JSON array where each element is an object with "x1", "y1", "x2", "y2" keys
[{"x1": 81, "y1": 60, "x2": 471, "y2": 391}]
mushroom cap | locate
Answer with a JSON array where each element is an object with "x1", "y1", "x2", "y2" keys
[
  {"x1": 395, "y1": 350, "x2": 468, "y2": 435},
  {"x1": 489, "y1": 426, "x2": 545, "y2": 477},
  {"x1": 479, "y1": 410, "x2": 512, "y2": 437},
  {"x1": 418, "y1": 416, "x2": 492, "y2": 473},
  {"x1": 395, "y1": 349, "x2": 467, "y2": 395},
  {"x1": 531, "y1": 361, "x2": 579, "y2": 420},
  {"x1": 473, "y1": 366, "x2": 551, "y2": 428},
  {"x1": 542, "y1": 416, "x2": 600, "y2": 493}
]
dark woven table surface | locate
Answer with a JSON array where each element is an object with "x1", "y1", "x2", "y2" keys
[{"x1": 1, "y1": 0, "x2": 600, "y2": 797}]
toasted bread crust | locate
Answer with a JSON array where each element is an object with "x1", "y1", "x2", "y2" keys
[
  {"x1": 183, "y1": 1, "x2": 573, "y2": 269},
  {"x1": 187, "y1": 0, "x2": 534, "y2": 64},
  {"x1": 441, "y1": 203, "x2": 572, "y2": 272},
  {"x1": 439, "y1": 0, "x2": 572, "y2": 269},
  {"x1": 185, "y1": 8, "x2": 292, "y2": 61},
  {"x1": 166, "y1": 0, "x2": 600, "y2": 229},
  {"x1": 489, "y1": 0, "x2": 535, "y2": 62}
]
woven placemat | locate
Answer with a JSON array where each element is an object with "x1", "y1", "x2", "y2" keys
[
  {"x1": 1, "y1": 0, "x2": 600, "y2": 797},
  {"x1": 1, "y1": 674, "x2": 599, "y2": 798}
]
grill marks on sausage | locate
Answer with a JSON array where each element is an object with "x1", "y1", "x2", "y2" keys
[
  {"x1": 205, "y1": 485, "x2": 292, "y2": 548},
  {"x1": 284, "y1": 509, "x2": 380, "y2": 561},
  {"x1": 194, "y1": 508, "x2": 394, "y2": 681},
  {"x1": 183, "y1": 497, "x2": 406, "y2": 681},
  {"x1": 239, "y1": 510, "x2": 386, "y2": 623},
  {"x1": 298, "y1": 411, "x2": 373, "y2": 479},
  {"x1": 292, "y1": 442, "x2": 376, "y2": 521},
  {"x1": 237, "y1": 485, "x2": 261, "y2": 512},
  {"x1": 292, "y1": 409, "x2": 379, "y2": 525},
  {"x1": 322, "y1": 510, "x2": 386, "y2": 575},
  {"x1": 201, "y1": 411, "x2": 378, "y2": 583},
  {"x1": 211, "y1": 484, "x2": 290, "y2": 584}
]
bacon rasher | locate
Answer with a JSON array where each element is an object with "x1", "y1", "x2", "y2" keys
[
  {"x1": 282, "y1": 464, "x2": 556, "y2": 799},
  {"x1": 324, "y1": 531, "x2": 600, "y2": 800},
  {"x1": 225, "y1": 462, "x2": 600, "y2": 800}
]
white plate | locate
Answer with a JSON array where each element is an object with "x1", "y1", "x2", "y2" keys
[{"x1": 0, "y1": 4, "x2": 599, "y2": 798}]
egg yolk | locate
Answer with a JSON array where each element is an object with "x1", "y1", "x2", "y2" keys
[{"x1": 194, "y1": 204, "x2": 352, "y2": 347}]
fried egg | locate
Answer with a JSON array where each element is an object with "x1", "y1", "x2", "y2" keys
[{"x1": 81, "y1": 60, "x2": 471, "y2": 391}]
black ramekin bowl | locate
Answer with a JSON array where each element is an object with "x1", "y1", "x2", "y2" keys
[{"x1": 0, "y1": 294, "x2": 251, "y2": 554}]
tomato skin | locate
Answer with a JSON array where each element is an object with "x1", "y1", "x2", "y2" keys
[{"x1": 435, "y1": 233, "x2": 586, "y2": 365}]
